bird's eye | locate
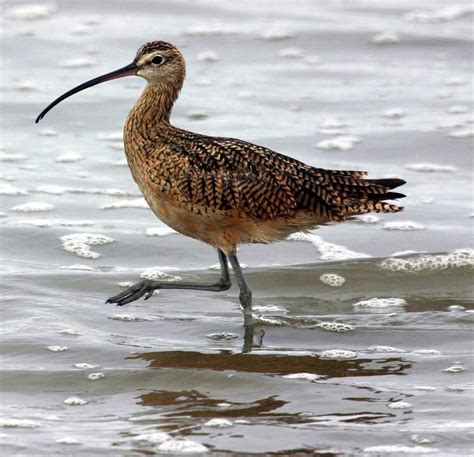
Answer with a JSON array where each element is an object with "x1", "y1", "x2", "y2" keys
[{"x1": 151, "y1": 56, "x2": 164, "y2": 65}]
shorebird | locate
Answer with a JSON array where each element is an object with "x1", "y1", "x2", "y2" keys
[{"x1": 36, "y1": 41, "x2": 405, "y2": 326}]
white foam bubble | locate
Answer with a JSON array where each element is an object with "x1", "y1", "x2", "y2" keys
[
  {"x1": 209, "y1": 262, "x2": 247, "y2": 270},
  {"x1": 353, "y1": 214, "x2": 380, "y2": 224},
  {"x1": 55, "y1": 152, "x2": 83, "y2": 163},
  {"x1": 157, "y1": 439, "x2": 208, "y2": 454},
  {"x1": 38, "y1": 128, "x2": 58, "y2": 136},
  {"x1": 56, "y1": 437, "x2": 80, "y2": 445},
  {"x1": 0, "y1": 419, "x2": 40, "y2": 428},
  {"x1": 392, "y1": 250, "x2": 422, "y2": 257},
  {"x1": 319, "y1": 118, "x2": 353, "y2": 129},
  {"x1": 204, "y1": 418, "x2": 233, "y2": 428},
  {"x1": 411, "y1": 435, "x2": 434, "y2": 445},
  {"x1": 60, "y1": 57, "x2": 96, "y2": 68},
  {"x1": 380, "y1": 249, "x2": 474, "y2": 273},
  {"x1": 445, "y1": 385, "x2": 467, "y2": 393},
  {"x1": 364, "y1": 444, "x2": 437, "y2": 454},
  {"x1": 12, "y1": 80, "x2": 39, "y2": 92},
  {"x1": 318, "y1": 118, "x2": 353, "y2": 135},
  {"x1": 278, "y1": 47, "x2": 303, "y2": 58},
  {"x1": 444, "y1": 76, "x2": 469, "y2": 86},
  {"x1": 288, "y1": 232, "x2": 369, "y2": 261},
  {"x1": 64, "y1": 397, "x2": 88, "y2": 406},
  {"x1": 131, "y1": 431, "x2": 170, "y2": 443},
  {"x1": 141, "y1": 268, "x2": 181, "y2": 282},
  {"x1": 388, "y1": 401, "x2": 412, "y2": 409},
  {"x1": 448, "y1": 105, "x2": 469, "y2": 114},
  {"x1": 197, "y1": 50, "x2": 220, "y2": 62},
  {"x1": 69, "y1": 23, "x2": 98, "y2": 35},
  {"x1": 0, "y1": 152, "x2": 27, "y2": 161},
  {"x1": 282, "y1": 373, "x2": 321, "y2": 381},
  {"x1": 100, "y1": 198, "x2": 148, "y2": 209},
  {"x1": 206, "y1": 332, "x2": 238, "y2": 340},
  {"x1": 11, "y1": 202, "x2": 54, "y2": 212},
  {"x1": 60, "y1": 233, "x2": 114, "y2": 259},
  {"x1": 70, "y1": 187, "x2": 136, "y2": 196},
  {"x1": 443, "y1": 364, "x2": 465, "y2": 373},
  {"x1": 404, "y1": 5, "x2": 473, "y2": 23},
  {"x1": 320, "y1": 273, "x2": 345, "y2": 287},
  {"x1": 0, "y1": 183, "x2": 28, "y2": 196},
  {"x1": 58, "y1": 328, "x2": 80, "y2": 336},
  {"x1": 449, "y1": 128, "x2": 474, "y2": 138},
  {"x1": 145, "y1": 227, "x2": 176, "y2": 237},
  {"x1": 354, "y1": 297, "x2": 407, "y2": 310},
  {"x1": 319, "y1": 349, "x2": 357, "y2": 360},
  {"x1": 47, "y1": 345, "x2": 68, "y2": 352},
  {"x1": 16, "y1": 218, "x2": 93, "y2": 228},
  {"x1": 371, "y1": 31, "x2": 400, "y2": 45},
  {"x1": 405, "y1": 163, "x2": 457, "y2": 172},
  {"x1": 448, "y1": 305, "x2": 465, "y2": 312},
  {"x1": 436, "y1": 89, "x2": 453, "y2": 98},
  {"x1": 260, "y1": 28, "x2": 293, "y2": 41},
  {"x1": 413, "y1": 386, "x2": 437, "y2": 391},
  {"x1": 382, "y1": 221, "x2": 425, "y2": 231},
  {"x1": 88, "y1": 372, "x2": 104, "y2": 381},
  {"x1": 412, "y1": 349, "x2": 441, "y2": 356},
  {"x1": 73, "y1": 363, "x2": 100, "y2": 370},
  {"x1": 253, "y1": 304, "x2": 288, "y2": 314},
  {"x1": 35, "y1": 184, "x2": 66, "y2": 194},
  {"x1": 382, "y1": 108, "x2": 406, "y2": 119},
  {"x1": 315, "y1": 136, "x2": 361, "y2": 151},
  {"x1": 7, "y1": 4, "x2": 57, "y2": 20},
  {"x1": 369, "y1": 345, "x2": 406, "y2": 353},
  {"x1": 317, "y1": 322, "x2": 354, "y2": 333},
  {"x1": 111, "y1": 314, "x2": 151, "y2": 322},
  {"x1": 185, "y1": 24, "x2": 229, "y2": 36},
  {"x1": 60, "y1": 264, "x2": 96, "y2": 271}
]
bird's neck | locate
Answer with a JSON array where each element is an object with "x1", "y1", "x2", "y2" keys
[{"x1": 128, "y1": 83, "x2": 180, "y2": 126}]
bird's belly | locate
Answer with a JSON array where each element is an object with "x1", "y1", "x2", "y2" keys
[{"x1": 139, "y1": 187, "x2": 325, "y2": 254}]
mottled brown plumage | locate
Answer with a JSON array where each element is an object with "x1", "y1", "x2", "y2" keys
[{"x1": 124, "y1": 41, "x2": 405, "y2": 254}]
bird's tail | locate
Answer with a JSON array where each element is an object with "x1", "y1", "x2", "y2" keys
[
  {"x1": 312, "y1": 170, "x2": 406, "y2": 220},
  {"x1": 342, "y1": 177, "x2": 406, "y2": 217}
]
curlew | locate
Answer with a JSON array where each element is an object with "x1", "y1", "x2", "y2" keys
[{"x1": 36, "y1": 41, "x2": 405, "y2": 327}]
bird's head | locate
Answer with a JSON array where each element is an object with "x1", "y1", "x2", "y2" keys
[{"x1": 36, "y1": 40, "x2": 185, "y2": 123}]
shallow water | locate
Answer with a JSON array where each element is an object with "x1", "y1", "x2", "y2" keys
[{"x1": 1, "y1": 0, "x2": 473, "y2": 455}]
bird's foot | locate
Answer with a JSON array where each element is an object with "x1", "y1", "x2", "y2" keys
[{"x1": 106, "y1": 279, "x2": 159, "y2": 306}]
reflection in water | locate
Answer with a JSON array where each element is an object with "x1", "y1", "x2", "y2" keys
[
  {"x1": 127, "y1": 351, "x2": 413, "y2": 451},
  {"x1": 137, "y1": 389, "x2": 397, "y2": 426},
  {"x1": 130, "y1": 351, "x2": 412, "y2": 378},
  {"x1": 243, "y1": 324, "x2": 264, "y2": 352},
  {"x1": 139, "y1": 390, "x2": 287, "y2": 419}
]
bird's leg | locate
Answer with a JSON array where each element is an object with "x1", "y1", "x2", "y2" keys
[
  {"x1": 227, "y1": 253, "x2": 253, "y2": 326},
  {"x1": 106, "y1": 250, "x2": 231, "y2": 306}
]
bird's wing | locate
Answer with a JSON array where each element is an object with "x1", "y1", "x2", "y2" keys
[{"x1": 147, "y1": 134, "x2": 403, "y2": 221}]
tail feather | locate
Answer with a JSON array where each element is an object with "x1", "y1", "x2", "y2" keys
[
  {"x1": 366, "y1": 178, "x2": 406, "y2": 189},
  {"x1": 368, "y1": 191, "x2": 406, "y2": 201}
]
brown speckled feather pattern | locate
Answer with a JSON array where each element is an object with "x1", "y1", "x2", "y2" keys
[{"x1": 124, "y1": 42, "x2": 405, "y2": 254}]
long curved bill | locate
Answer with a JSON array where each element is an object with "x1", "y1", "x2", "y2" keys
[{"x1": 35, "y1": 62, "x2": 138, "y2": 123}]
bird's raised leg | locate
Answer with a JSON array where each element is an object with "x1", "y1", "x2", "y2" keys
[
  {"x1": 106, "y1": 249, "x2": 231, "y2": 306},
  {"x1": 228, "y1": 253, "x2": 253, "y2": 327}
]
